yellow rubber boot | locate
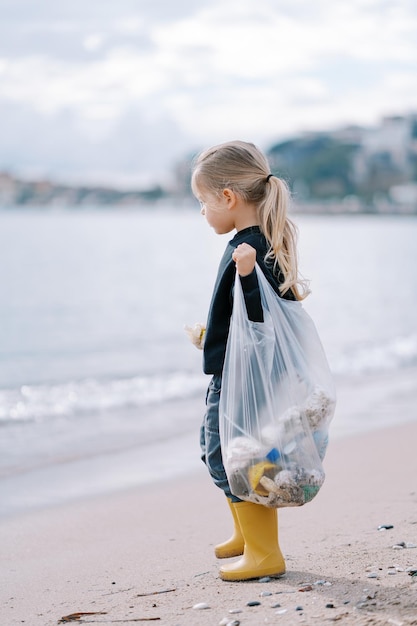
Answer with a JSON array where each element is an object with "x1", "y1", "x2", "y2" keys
[
  {"x1": 219, "y1": 502, "x2": 286, "y2": 581},
  {"x1": 215, "y1": 499, "x2": 244, "y2": 559}
]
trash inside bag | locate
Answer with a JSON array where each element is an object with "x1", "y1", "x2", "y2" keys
[{"x1": 219, "y1": 264, "x2": 336, "y2": 508}]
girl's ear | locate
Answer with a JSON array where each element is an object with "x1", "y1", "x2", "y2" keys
[{"x1": 222, "y1": 188, "x2": 237, "y2": 208}]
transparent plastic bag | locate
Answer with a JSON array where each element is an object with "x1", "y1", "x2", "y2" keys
[{"x1": 219, "y1": 264, "x2": 336, "y2": 508}]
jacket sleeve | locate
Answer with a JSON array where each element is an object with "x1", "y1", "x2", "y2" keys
[{"x1": 239, "y1": 270, "x2": 264, "y2": 322}]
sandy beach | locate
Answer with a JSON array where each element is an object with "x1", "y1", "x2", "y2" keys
[{"x1": 1, "y1": 418, "x2": 417, "y2": 626}]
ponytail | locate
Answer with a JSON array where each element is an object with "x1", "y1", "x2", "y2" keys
[{"x1": 260, "y1": 177, "x2": 310, "y2": 300}]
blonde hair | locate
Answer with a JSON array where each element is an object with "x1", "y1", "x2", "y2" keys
[{"x1": 191, "y1": 140, "x2": 309, "y2": 300}]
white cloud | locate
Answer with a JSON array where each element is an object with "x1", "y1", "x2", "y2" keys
[
  {"x1": 0, "y1": 0, "x2": 416, "y2": 183},
  {"x1": 83, "y1": 33, "x2": 106, "y2": 52},
  {"x1": 0, "y1": 48, "x2": 167, "y2": 122},
  {"x1": 114, "y1": 17, "x2": 145, "y2": 35},
  {"x1": 153, "y1": 0, "x2": 417, "y2": 76}
]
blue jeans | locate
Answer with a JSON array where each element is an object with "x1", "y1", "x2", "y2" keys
[{"x1": 200, "y1": 374, "x2": 242, "y2": 503}]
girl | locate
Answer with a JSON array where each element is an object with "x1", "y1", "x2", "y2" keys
[{"x1": 191, "y1": 140, "x2": 308, "y2": 581}]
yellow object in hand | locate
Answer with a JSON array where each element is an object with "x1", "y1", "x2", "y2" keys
[{"x1": 184, "y1": 323, "x2": 206, "y2": 350}]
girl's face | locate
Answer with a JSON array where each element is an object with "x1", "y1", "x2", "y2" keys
[{"x1": 196, "y1": 186, "x2": 235, "y2": 235}]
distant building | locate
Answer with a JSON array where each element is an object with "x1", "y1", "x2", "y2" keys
[
  {"x1": 0, "y1": 172, "x2": 18, "y2": 205},
  {"x1": 353, "y1": 115, "x2": 416, "y2": 196},
  {"x1": 267, "y1": 112, "x2": 417, "y2": 211}
]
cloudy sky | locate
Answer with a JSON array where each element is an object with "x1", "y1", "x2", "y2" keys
[{"x1": 1, "y1": 0, "x2": 416, "y2": 187}]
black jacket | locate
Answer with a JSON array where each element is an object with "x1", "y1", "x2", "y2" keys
[{"x1": 203, "y1": 226, "x2": 294, "y2": 375}]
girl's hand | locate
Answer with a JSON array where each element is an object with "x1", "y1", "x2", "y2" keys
[{"x1": 232, "y1": 243, "x2": 256, "y2": 276}]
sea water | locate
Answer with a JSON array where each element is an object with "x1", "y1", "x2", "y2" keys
[{"x1": 1, "y1": 208, "x2": 416, "y2": 515}]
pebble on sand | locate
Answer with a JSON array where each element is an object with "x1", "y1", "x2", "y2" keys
[
  {"x1": 391, "y1": 541, "x2": 416, "y2": 549},
  {"x1": 193, "y1": 602, "x2": 210, "y2": 610},
  {"x1": 377, "y1": 524, "x2": 394, "y2": 530}
]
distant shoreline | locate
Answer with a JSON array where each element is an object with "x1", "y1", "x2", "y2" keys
[{"x1": 0, "y1": 200, "x2": 416, "y2": 215}]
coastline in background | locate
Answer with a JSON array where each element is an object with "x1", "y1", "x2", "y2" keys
[{"x1": 1, "y1": 111, "x2": 417, "y2": 215}]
